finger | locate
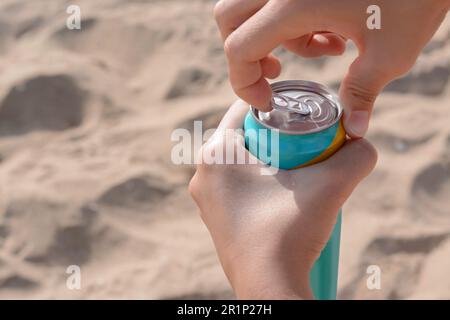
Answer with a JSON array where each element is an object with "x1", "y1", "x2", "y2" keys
[
  {"x1": 214, "y1": 0, "x2": 268, "y2": 40},
  {"x1": 283, "y1": 32, "x2": 347, "y2": 58},
  {"x1": 201, "y1": 100, "x2": 248, "y2": 159},
  {"x1": 339, "y1": 53, "x2": 392, "y2": 138},
  {"x1": 225, "y1": 1, "x2": 311, "y2": 110},
  {"x1": 206, "y1": 100, "x2": 264, "y2": 166},
  {"x1": 287, "y1": 139, "x2": 377, "y2": 231},
  {"x1": 214, "y1": 0, "x2": 279, "y2": 109},
  {"x1": 216, "y1": 99, "x2": 250, "y2": 132}
]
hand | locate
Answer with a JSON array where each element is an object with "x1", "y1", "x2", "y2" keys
[
  {"x1": 189, "y1": 100, "x2": 378, "y2": 299},
  {"x1": 214, "y1": 0, "x2": 450, "y2": 137}
]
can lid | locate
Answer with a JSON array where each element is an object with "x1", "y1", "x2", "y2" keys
[{"x1": 251, "y1": 80, "x2": 343, "y2": 135}]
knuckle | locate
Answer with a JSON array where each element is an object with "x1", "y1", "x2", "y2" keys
[
  {"x1": 213, "y1": 0, "x2": 228, "y2": 25},
  {"x1": 189, "y1": 180, "x2": 206, "y2": 220},
  {"x1": 345, "y1": 79, "x2": 378, "y2": 107},
  {"x1": 188, "y1": 174, "x2": 199, "y2": 199},
  {"x1": 223, "y1": 34, "x2": 242, "y2": 61}
]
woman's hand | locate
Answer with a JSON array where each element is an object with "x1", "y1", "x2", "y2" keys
[
  {"x1": 189, "y1": 100, "x2": 378, "y2": 299},
  {"x1": 214, "y1": 0, "x2": 449, "y2": 137}
]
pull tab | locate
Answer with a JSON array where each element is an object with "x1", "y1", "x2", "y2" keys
[{"x1": 272, "y1": 93, "x2": 312, "y2": 116}]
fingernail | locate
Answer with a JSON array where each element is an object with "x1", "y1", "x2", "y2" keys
[
  {"x1": 313, "y1": 34, "x2": 328, "y2": 45},
  {"x1": 346, "y1": 111, "x2": 369, "y2": 137}
]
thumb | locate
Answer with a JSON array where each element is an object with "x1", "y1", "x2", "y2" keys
[{"x1": 339, "y1": 54, "x2": 392, "y2": 138}]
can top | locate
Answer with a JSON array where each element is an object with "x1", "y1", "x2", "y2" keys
[{"x1": 251, "y1": 80, "x2": 343, "y2": 135}]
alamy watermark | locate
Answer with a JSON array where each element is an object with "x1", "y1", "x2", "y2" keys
[
  {"x1": 171, "y1": 121, "x2": 279, "y2": 175},
  {"x1": 66, "y1": 265, "x2": 81, "y2": 290},
  {"x1": 366, "y1": 265, "x2": 381, "y2": 290},
  {"x1": 367, "y1": 5, "x2": 381, "y2": 30},
  {"x1": 66, "y1": 5, "x2": 81, "y2": 30}
]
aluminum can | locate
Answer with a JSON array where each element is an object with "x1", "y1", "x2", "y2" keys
[
  {"x1": 244, "y1": 80, "x2": 345, "y2": 169},
  {"x1": 243, "y1": 80, "x2": 345, "y2": 300}
]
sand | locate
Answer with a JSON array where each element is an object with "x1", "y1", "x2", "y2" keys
[{"x1": 0, "y1": 0, "x2": 448, "y2": 299}]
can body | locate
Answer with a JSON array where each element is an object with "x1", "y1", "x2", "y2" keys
[
  {"x1": 243, "y1": 80, "x2": 345, "y2": 300},
  {"x1": 244, "y1": 113, "x2": 345, "y2": 170}
]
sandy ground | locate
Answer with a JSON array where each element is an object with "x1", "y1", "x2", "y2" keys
[{"x1": 0, "y1": 0, "x2": 449, "y2": 299}]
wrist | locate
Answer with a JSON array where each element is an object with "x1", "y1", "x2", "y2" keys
[
  {"x1": 235, "y1": 281, "x2": 313, "y2": 300},
  {"x1": 228, "y1": 259, "x2": 314, "y2": 300}
]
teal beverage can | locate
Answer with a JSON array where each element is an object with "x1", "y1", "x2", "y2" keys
[{"x1": 243, "y1": 80, "x2": 346, "y2": 300}]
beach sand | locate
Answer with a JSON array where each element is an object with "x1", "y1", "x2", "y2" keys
[{"x1": 0, "y1": 0, "x2": 449, "y2": 299}]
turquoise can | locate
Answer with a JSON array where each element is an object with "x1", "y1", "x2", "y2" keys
[{"x1": 243, "y1": 80, "x2": 346, "y2": 300}]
